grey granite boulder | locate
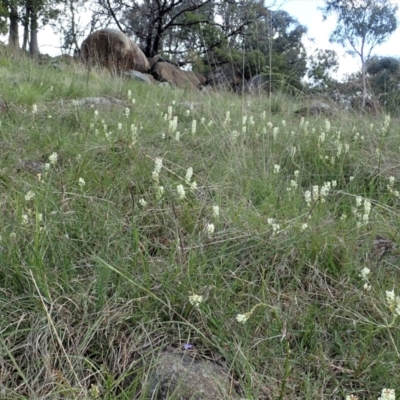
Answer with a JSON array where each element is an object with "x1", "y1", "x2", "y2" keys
[{"x1": 148, "y1": 351, "x2": 239, "y2": 399}]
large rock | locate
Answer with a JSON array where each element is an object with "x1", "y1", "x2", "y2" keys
[
  {"x1": 151, "y1": 62, "x2": 201, "y2": 90},
  {"x1": 148, "y1": 351, "x2": 240, "y2": 399},
  {"x1": 124, "y1": 70, "x2": 156, "y2": 84},
  {"x1": 294, "y1": 102, "x2": 334, "y2": 116},
  {"x1": 194, "y1": 72, "x2": 207, "y2": 87},
  {"x1": 80, "y1": 29, "x2": 150, "y2": 75},
  {"x1": 205, "y1": 64, "x2": 243, "y2": 91}
]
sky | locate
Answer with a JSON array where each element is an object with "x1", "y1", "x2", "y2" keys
[
  {"x1": 3, "y1": 0, "x2": 400, "y2": 80},
  {"x1": 278, "y1": 0, "x2": 400, "y2": 79}
]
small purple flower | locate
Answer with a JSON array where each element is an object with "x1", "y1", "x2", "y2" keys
[{"x1": 182, "y1": 343, "x2": 193, "y2": 350}]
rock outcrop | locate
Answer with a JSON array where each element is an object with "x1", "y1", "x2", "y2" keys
[
  {"x1": 80, "y1": 29, "x2": 150, "y2": 75},
  {"x1": 151, "y1": 61, "x2": 201, "y2": 90}
]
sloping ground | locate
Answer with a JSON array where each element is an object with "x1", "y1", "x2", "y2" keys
[{"x1": 0, "y1": 58, "x2": 399, "y2": 400}]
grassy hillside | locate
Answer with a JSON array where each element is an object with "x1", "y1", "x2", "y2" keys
[{"x1": 0, "y1": 57, "x2": 399, "y2": 400}]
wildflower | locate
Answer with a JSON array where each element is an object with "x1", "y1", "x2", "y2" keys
[
  {"x1": 273, "y1": 126, "x2": 279, "y2": 139},
  {"x1": 32, "y1": 104, "x2": 38, "y2": 114},
  {"x1": 386, "y1": 290, "x2": 400, "y2": 316},
  {"x1": 363, "y1": 199, "x2": 371, "y2": 222},
  {"x1": 154, "y1": 158, "x2": 163, "y2": 174},
  {"x1": 318, "y1": 131, "x2": 325, "y2": 144},
  {"x1": 78, "y1": 177, "x2": 85, "y2": 187},
  {"x1": 378, "y1": 388, "x2": 395, "y2": 400},
  {"x1": 89, "y1": 384, "x2": 100, "y2": 399},
  {"x1": 191, "y1": 119, "x2": 197, "y2": 135},
  {"x1": 175, "y1": 131, "x2": 180, "y2": 141},
  {"x1": 125, "y1": 107, "x2": 130, "y2": 118},
  {"x1": 300, "y1": 223, "x2": 308, "y2": 232},
  {"x1": 127, "y1": 90, "x2": 131, "y2": 99},
  {"x1": 359, "y1": 267, "x2": 370, "y2": 280},
  {"x1": 190, "y1": 181, "x2": 197, "y2": 190},
  {"x1": 337, "y1": 143, "x2": 343, "y2": 156},
  {"x1": 389, "y1": 176, "x2": 395, "y2": 187},
  {"x1": 223, "y1": 111, "x2": 231, "y2": 127},
  {"x1": 132, "y1": 98, "x2": 136, "y2": 105},
  {"x1": 271, "y1": 223, "x2": 280, "y2": 235},
  {"x1": 242, "y1": 115, "x2": 247, "y2": 133},
  {"x1": 169, "y1": 116, "x2": 178, "y2": 134},
  {"x1": 382, "y1": 115, "x2": 391, "y2": 135},
  {"x1": 345, "y1": 395, "x2": 359, "y2": 400},
  {"x1": 231, "y1": 130, "x2": 239, "y2": 142},
  {"x1": 206, "y1": 223, "x2": 215, "y2": 236},
  {"x1": 25, "y1": 190, "x2": 35, "y2": 201},
  {"x1": 156, "y1": 186, "x2": 164, "y2": 199},
  {"x1": 200, "y1": 117, "x2": 205, "y2": 124},
  {"x1": 294, "y1": 170, "x2": 299, "y2": 178},
  {"x1": 281, "y1": 119, "x2": 286, "y2": 127},
  {"x1": 189, "y1": 294, "x2": 203, "y2": 307},
  {"x1": 139, "y1": 198, "x2": 147, "y2": 207},
  {"x1": 118, "y1": 123, "x2": 122, "y2": 130},
  {"x1": 185, "y1": 110, "x2": 190, "y2": 117},
  {"x1": 312, "y1": 185, "x2": 319, "y2": 202},
  {"x1": 273, "y1": 164, "x2": 280, "y2": 174},
  {"x1": 356, "y1": 196, "x2": 363, "y2": 207},
  {"x1": 236, "y1": 313, "x2": 249, "y2": 324},
  {"x1": 177, "y1": 184, "x2": 185, "y2": 199},
  {"x1": 304, "y1": 190, "x2": 312, "y2": 207},
  {"x1": 363, "y1": 283, "x2": 372, "y2": 291},
  {"x1": 94, "y1": 109, "x2": 98, "y2": 118},
  {"x1": 44, "y1": 163, "x2": 50, "y2": 171},
  {"x1": 22, "y1": 214, "x2": 29, "y2": 225},
  {"x1": 212, "y1": 205, "x2": 220, "y2": 218},
  {"x1": 290, "y1": 146, "x2": 296, "y2": 157},
  {"x1": 262, "y1": 111, "x2": 267, "y2": 120},
  {"x1": 167, "y1": 106, "x2": 173, "y2": 120},
  {"x1": 325, "y1": 119, "x2": 331, "y2": 132},
  {"x1": 185, "y1": 167, "x2": 193, "y2": 184},
  {"x1": 320, "y1": 182, "x2": 331, "y2": 202},
  {"x1": 267, "y1": 121, "x2": 273, "y2": 129}
]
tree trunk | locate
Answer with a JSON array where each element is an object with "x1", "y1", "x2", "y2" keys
[
  {"x1": 29, "y1": 7, "x2": 39, "y2": 58},
  {"x1": 22, "y1": 6, "x2": 30, "y2": 51},
  {"x1": 8, "y1": 4, "x2": 20, "y2": 53},
  {"x1": 361, "y1": 57, "x2": 367, "y2": 109}
]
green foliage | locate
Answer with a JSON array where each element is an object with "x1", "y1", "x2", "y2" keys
[
  {"x1": 307, "y1": 49, "x2": 339, "y2": 90},
  {"x1": 321, "y1": 0, "x2": 398, "y2": 106},
  {"x1": 366, "y1": 56, "x2": 400, "y2": 115},
  {"x1": 322, "y1": 0, "x2": 398, "y2": 55},
  {"x1": 0, "y1": 11, "x2": 8, "y2": 36}
]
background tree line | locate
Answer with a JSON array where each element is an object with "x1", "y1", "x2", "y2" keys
[{"x1": 1, "y1": 0, "x2": 400, "y2": 113}]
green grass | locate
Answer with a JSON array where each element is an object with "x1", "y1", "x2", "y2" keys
[{"x1": 0, "y1": 57, "x2": 399, "y2": 399}]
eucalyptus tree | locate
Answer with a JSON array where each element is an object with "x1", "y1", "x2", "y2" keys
[
  {"x1": 242, "y1": 9, "x2": 308, "y2": 89},
  {"x1": 321, "y1": 0, "x2": 398, "y2": 107},
  {"x1": 0, "y1": 0, "x2": 21, "y2": 52}
]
